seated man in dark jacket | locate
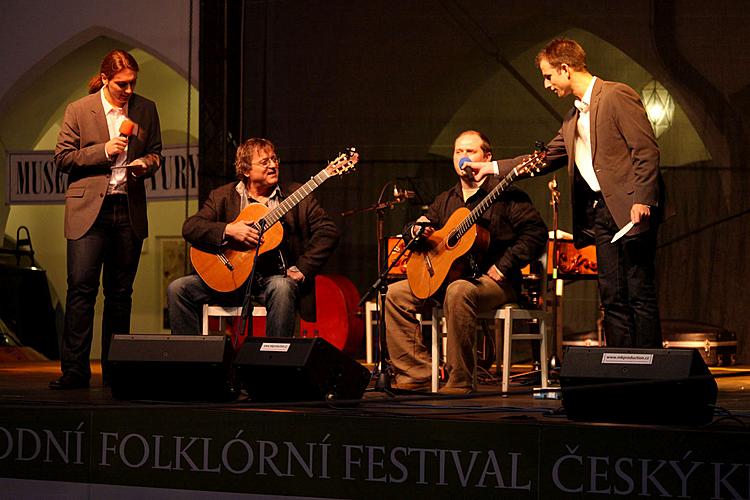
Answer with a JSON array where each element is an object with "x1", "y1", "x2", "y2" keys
[
  {"x1": 386, "y1": 130, "x2": 547, "y2": 394},
  {"x1": 168, "y1": 137, "x2": 339, "y2": 336}
]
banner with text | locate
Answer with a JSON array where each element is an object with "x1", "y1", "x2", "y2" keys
[
  {"x1": 6, "y1": 146, "x2": 198, "y2": 204},
  {"x1": 2, "y1": 407, "x2": 749, "y2": 498}
]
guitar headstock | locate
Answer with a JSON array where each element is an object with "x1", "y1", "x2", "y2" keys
[
  {"x1": 325, "y1": 147, "x2": 360, "y2": 177},
  {"x1": 516, "y1": 144, "x2": 548, "y2": 177}
]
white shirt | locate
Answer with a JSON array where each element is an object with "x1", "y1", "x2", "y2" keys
[
  {"x1": 574, "y1": 76, "x2": 601, "y2": 192},
  {"x1": 100, "y1": 88, "x2": 129, "y2": 195}
]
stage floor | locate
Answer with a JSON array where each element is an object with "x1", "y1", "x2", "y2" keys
[
  {"x1": 1, "y1": 359, "x2": 749, "y2": 420},
  {"x1": 2, "y1": 358, "x2": 750, "y2": 499}
]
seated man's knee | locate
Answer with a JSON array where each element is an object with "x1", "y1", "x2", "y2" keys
[
  {"x1": 386, "y1": 280, "x2": 412, "y2": 304},
  {"x1": 267, "y1": 276, "x2": 298, "y2": 301},
  {"x1": 445, "y1": 279, "x2": 475, "y2": 303}
]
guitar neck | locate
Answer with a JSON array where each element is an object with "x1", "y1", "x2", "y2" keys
[
  {"x1": 260, "y1": 169, "x2": 331, "y2": 227},
  {"x1": 453, "y1": 169, "x2": 519, "y2": 239}
]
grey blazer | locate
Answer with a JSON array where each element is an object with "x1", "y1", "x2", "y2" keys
[
  {"x1": 54, "y1": 92, "x2": 162, "y2": 240},
  {"x1": 499, "y1": 78, "x2": 667, "y2": 246}
]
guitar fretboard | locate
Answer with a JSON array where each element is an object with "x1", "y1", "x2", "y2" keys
[
  {"x1": 259, "y1": 169, "x2": 331, "y2": 228},
  {"x1": 449, "y1": 169, "x2": 519, "y2": 242}
]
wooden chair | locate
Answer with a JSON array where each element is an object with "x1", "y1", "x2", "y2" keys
[
  {"x1": 430, "y1": 304, "x2": 550, "y2": 394},
  {"x1": 201, "y1": 305, "x2": 267, "y2": 336}
]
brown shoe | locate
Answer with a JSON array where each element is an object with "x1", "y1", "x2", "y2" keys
[
  {"x1": 438, "y1": 386, "x2": 474, "y2": 395},
  {"x1": 391, "y1": 380, "x2": 431, "y2": 393}
]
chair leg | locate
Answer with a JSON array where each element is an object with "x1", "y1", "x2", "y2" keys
[
  {"x1": 501, "y1": 309, "x2": 513, "y2": 395},
  {"x1": 539, "y1": 316, "x2": 549, "y2": 389},
  {"x1": 431, "y1": 309, "x2": 440, "y2": 393},
  {"x1": 201, "y1": 305, "x2": 209, "y2": 336}
]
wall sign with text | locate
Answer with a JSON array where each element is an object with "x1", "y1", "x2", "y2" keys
[{"x1": 6, "y1": 146, "x2": 198, "y2": 204}]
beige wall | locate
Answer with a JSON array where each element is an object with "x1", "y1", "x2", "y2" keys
[{"x1": 0, "y1": 2, "x2": 199, "y2": 357}]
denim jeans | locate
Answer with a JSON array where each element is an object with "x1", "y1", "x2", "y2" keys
[{"x1": 167, "y1": 272, "x2": 298, "y2": 337}]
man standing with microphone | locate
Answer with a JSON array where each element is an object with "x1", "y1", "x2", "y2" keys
[
  {"x1": 51, "y1": 49, "x2": 162, "y2": 389},
  {"x1": 466, "y1": 39, "x2": 668, "y2": 349}
]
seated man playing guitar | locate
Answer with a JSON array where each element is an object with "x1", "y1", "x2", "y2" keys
[
  {"x1": 168, "y1": 137, "x2": 339, "y2": 336},
  {"x1": 385, "y1": 130, "x2": 547, "y2": 394}
]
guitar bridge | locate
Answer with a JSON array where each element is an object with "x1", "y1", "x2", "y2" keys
[
  {"x1": 217, "y1": 253, "x2": 234, "y2": 271},
  {"x1": 424, "y1": 253, "x2": 434, "y2": 277}
]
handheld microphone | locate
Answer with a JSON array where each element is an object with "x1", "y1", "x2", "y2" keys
[
  {"x1": 458, "y1": 156, "x2": 472, "y2": 175},
  {"x1": 119, "y1": 119, "x2": 136, "y2": 138}
]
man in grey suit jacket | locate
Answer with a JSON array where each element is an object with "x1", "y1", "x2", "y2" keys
[
  {"x1": 50, "y1": 49, "x2": 162, "y2": 389},
  {"x1": 468, "y1": 39, "x2": 667, "y2": 349}
]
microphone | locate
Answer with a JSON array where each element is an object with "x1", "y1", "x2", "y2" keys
[
  {"x1": 119, "y1": 119, "x2": 136, "y2": 138},
  {"x1": 458, "y1": 156, "x2": 472, "y2": 175},
  {"x1": 393, "y1": 186, "x2": 416, "y2": 200},
  {"x1": 111, "y1": 119, "x2": 136, "y2": 169}
]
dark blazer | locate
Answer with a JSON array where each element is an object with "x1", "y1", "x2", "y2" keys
[
  {"x1": 182, "y1": 181, "x2": 340, "y2": 321},
  {"x1": 499, "y1": 78, "x2": 668, "y2": 247},
  {"x1": 54, "y1": 92, "x2": 162, "y2": 240}
]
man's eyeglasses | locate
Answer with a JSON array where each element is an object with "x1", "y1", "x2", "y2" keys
[{"x1": 252, "y1": 155, "x2": 280, "y2": 167}]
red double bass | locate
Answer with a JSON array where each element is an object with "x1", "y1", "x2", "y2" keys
[{"x1": 300, "y1": 274, "x2": 363, "y2": 356}]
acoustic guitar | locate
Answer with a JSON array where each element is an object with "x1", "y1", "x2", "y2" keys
[
  {"x1": 406, "y1": 149, "x2": 547, "y2": 299},
  {"x1": 191, "y1": 148, "x2": 359, "y2": 292}
]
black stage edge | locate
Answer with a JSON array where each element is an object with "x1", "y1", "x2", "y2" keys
[{"x1": 2, "y1": 359, "x2": 750, "y2": 499}]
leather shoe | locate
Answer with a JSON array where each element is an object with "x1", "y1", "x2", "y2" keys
[
  {"x1": 390, "y1": 380, "x2": 431, "y2": 393},
  {"x1": 438, "y1": 386, "x2": 474, "y2": 395},
  {"x1": 49, "y1": 374, "x2": 89, "y2": 390}
]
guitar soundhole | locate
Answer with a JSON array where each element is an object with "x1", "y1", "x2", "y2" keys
[{"x1": 446, "y1": 234, "x2": 459, "y2": 248}]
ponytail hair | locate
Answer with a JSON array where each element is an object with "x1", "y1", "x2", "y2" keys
[{"x1": 87, "y1": 49, "x2": 139, "y2": 94}]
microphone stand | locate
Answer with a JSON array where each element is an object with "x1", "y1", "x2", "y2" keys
[
  {"x1": 239, "y1": 219, "x2": 267, "y2": 350},
  {"x1": 358, "y1": 225, "x2": 426, "y2": 390},
  {"x1": 548, "y1": 177, "x2": 562, "y2": 367},
  {"x1": 340, "y1": 181, "x2": 412, "y2": 390}
]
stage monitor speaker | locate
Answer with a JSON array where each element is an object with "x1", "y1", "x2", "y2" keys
[
  {"x1": 234, "y1": 337, "x2": 371, "y2": 402},
  {"x1": 560, "y1": 347, "x2": 718, "y2": 425},
  {"x1": 108, "y1": 334, "x2": 236, "y2": 401}
]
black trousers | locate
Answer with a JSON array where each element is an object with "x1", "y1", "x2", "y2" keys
[
  {"x1": 62, "y1": 195, "x2": 143, "y2": 381},
  {"x1": 588, "y1": 194, "x2": 662, "y2": 348}
]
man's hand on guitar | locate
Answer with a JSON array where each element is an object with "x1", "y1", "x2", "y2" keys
[
  {"x1": 225, "y1": 220, "x2": 263, "y2": 249},
  {"x1": 412, "y1": 216, "x2": 435, "y2": 239}
]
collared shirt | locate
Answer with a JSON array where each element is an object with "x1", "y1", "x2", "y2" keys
[
  {"x1": 100, "y1": 88, "x2": 129, "y2": 195},
  {"x1": 234, "y1": 181, "x2": 281, "y2": 211},
  {"x1": 574, "y1": 76, "x2": 601, "y2": 192},
  {"x1": 461, "y1": 178, "x2": 485, "y2": 202}
]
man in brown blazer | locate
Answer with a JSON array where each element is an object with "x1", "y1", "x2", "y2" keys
[
  {"x1": 51, "y1": 50, "x2": 162, "y2": 389},
  {"x1": 468, "y1": 39, "x2": 667, "y2": 349},
  {"x1": 167, "y1": 137, "x2": 339, "y2": 336}
]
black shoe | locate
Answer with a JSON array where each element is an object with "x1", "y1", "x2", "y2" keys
[{"x1": 49, "y1": 374, "x2": 89, "y2": 390}]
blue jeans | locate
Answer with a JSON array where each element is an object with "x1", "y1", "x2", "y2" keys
[
  {"x1": 62, "y1": 195, "x2": 143, "y2": 381},
  {"x1": 167, "y1": 273, "x2": 298, "y2": 336}
]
